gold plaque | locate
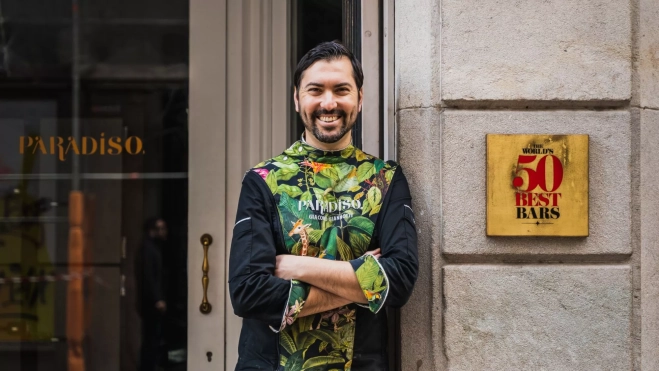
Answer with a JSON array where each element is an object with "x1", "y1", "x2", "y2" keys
[{"x1": 486, "y1": 134, "x2": 589, "y2": 236}]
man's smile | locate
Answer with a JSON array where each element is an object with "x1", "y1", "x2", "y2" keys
[{"x1": 317, "y1": 115, "x2": 340, "y2": 123}]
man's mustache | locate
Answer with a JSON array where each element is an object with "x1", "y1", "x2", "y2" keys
[{"x1": 314, "y1": 109, "x2": 346, "y2": 117}]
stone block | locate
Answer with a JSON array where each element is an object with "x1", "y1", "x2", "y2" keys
[
  {"x1": 641, "y1": 109, "x2": 659, "y2": 369},
  {"x1": 398, "y1": 107, "x2": 443, "y2": 370},
  {"x1": 441, "y1": 110, "x2": 631, "y2": 256},
  {"x1": 441, "y1": 0, "x2": 632, "y2": 102},
  {"x1": 444, "y1": 265, "x2": 632, "y2": 370},
  {"x1": 395, "y1": 0, "x2": 441, "y2": 109},
  {"x1": 640, "y1": 0, "x2": 659, "y2": 108}
]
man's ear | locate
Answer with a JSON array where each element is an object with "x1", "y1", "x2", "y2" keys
[
  {"x1": 293, "y1": 87, "x2": 300, "y2": 112},
  {"x1": 358, "y1": 88, "x2": 364, "y2": 111}
]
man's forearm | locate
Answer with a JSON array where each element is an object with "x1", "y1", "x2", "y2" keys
[
  {"x1": 297, "y1": 258, "x2": 367, "y2": 304},
  {"x1": 299, "y1": 286, "x2": 352, "y2": 317}
]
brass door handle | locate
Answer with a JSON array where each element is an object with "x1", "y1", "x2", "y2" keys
[{"x1": 199, "y1": 233, "x2": 213, "y2": 314}]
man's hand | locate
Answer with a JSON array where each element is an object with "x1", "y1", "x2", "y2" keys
[
  {"x1": 274, "y1": 254, "x2": 302, "y2": 280},
  {"x1": 155, "y1": 300, "x2": 167, "y2": 313},
  {"x1": 364, "y1": 248, "x2": 381, "y2": 260}
]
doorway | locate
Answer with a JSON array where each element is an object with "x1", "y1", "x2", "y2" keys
[
  {"x1": 0, "y1": 0, "x2": 190, "y2": 370},
  {"x1": 214, "y1": 0, "x2": 397, "y2": 370}
]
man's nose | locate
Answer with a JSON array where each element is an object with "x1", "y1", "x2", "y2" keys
[{"x1": 319, "y1": 92, "x2": 337, "y2": 110}]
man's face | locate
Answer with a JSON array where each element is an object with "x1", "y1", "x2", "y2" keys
[
  {"x1": 294, "y1": 57, "x2": 363, "y2": 146},
  {"x1": 155, "y1": 220, "x2": 168, "y2": 241}
]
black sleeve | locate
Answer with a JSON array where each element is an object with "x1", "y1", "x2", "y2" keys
[
  {"x1": 228, "y1": 170, "x2": 291, "y2": 329},
  {"x1": 374, "y1": 165, "x2": 419, "y2": 308}
]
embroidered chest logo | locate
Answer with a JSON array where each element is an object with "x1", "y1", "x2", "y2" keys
[{"x1": 297, "y1": 199, "x2": 362, "y2": 213}]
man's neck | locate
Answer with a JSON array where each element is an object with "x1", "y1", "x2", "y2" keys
[{"x1": 302, "y1": 131, "x2": 352, "y2": 151}]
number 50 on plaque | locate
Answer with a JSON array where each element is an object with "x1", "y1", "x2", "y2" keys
[{"x1": 486, "y1": 134, "x2": 589, "y2": 237}]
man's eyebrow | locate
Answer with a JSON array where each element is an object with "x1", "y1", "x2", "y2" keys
[
  {"x1": 334, "y1": 83, "x2": 353, "y2": 89},
  {"x1": 304, "y1": 82, "x2": 354, "y2": 89}
]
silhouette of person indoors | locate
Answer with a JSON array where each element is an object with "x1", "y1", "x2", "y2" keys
[{"x1": 136, "y1": 217, "x2": 168, "y2": 371}]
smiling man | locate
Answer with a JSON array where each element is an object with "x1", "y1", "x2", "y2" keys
[{"x1": 228, "y1": 41, "x2": 418, "y2": 370}]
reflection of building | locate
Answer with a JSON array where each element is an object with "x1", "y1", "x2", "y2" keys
[
  {"x1": 0, "y1": 189, "x2": 55, "y2": 342},
  {"x1": 1, "y1": 0, "x2": 658, "y2": 370},
  {"x1": 0, "y1": 1, "x2": 190, "y2": 370}
]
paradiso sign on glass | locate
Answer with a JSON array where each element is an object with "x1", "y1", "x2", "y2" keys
[
  {"x1": 19, "y1": 134, "x2": 145, "y2": 161},
  {"x1": 486, "y1": 134, "x2": 589, "y2": 237}
]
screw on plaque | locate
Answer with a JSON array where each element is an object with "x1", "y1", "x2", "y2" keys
[{"x1": 206, "y1": 351, "x2": 213, "y2": 362}]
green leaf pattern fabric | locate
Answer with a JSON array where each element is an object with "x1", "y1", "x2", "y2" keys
[
  {"x1": 253, "y1": 140, "x2": 397, "y2": 370},
  {"x1": 276, "y1": 280, "x2": 311, "y2": 332},
  {"x1": 353, "y1": 255, "x2": 388, "y2": 313}
]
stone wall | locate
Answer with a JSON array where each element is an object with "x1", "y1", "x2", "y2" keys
[{"x1": 396, "y1": 0, "x2": 657, "y2": 369}]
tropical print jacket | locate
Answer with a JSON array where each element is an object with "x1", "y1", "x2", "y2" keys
[{"x1": 229, "y1": 139, "x2": 419, "y2": 371}]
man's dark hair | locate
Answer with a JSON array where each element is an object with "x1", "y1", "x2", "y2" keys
[
  {"x1": 293, "y1": 41, "x2": 364, "y2": 94},
  {"x1": 143, "y1": 217, "x2": 162, "y2": 234}
]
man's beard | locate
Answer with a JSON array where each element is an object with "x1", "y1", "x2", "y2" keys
[{"x1": 302, "y1": 109, "x2": 356, "y2": 144}]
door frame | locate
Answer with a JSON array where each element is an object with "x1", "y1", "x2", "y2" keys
[
  {"x1": 188, "y1": 0, "x2": 394, "y2": 369},
  {"x1": 188, "y1": 0, "x2": 228, "y2": 370},
  {"x1": 188, "y1": 0, "x2": 291, "y2": 369}
]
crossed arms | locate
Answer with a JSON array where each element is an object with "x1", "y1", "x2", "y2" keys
[
  {"x1": 274, "y1": 249, "x2": 381, "y2": 317},
  {"x1": 228, "y1": 169, "x2": 418, "y2": 330}
]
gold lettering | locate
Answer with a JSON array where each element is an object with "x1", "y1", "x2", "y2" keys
[
  {"x1": 100, "y1": 132, "x2": 106, "y2": 155},
  {"x1": 19, "y1": 136, "x2": 33, "y2": 154},
  {"x1": 56, "y1": 137, "x2": 66, "y2": 161},
  {"x1": 125, "y1": 136, "x2": 142, "y2": 155},
  {"x1": 82, "y1": 136, "x2": 98, "y2": 155},
  {"x1": 107, "y1": 137, "x2": 122, "y2": 155},
  {"x1": 65, "y1": 136, "x2": 81, "y2": 158},
  {"x1": 33, "y1": 137, "x2": 48, "y2": 155},
  {"x1": 19, "y1": 133, "x2": 145, "y2": 158}
]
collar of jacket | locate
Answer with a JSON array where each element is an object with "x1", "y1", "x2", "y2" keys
[{"x1": 284, "y1": 135, "x2": 356, "y2": 163}]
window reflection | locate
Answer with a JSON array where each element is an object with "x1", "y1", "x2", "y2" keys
[{"x1": 0, "y1": 0, "x2": 189, "y2": 370}]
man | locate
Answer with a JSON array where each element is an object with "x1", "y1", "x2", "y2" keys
[
  {"x1": 229, "y1": 41, "x2": 418, "y2": 370},
  {"x1": 135, "y1": 217, "x2": 168, "y2": 371}
]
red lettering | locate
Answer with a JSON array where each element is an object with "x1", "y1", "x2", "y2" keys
[
  {"x1": 516, "y1": 193, "x2": 529, "y2": 206},
  {"x1": 513, "y1": 155, "x2": 564, "y2": 192},
  {"x1": 515, "y1": 192, "x2": 562, "y2": 207},
  {"x1": 551, "y1": 193, "x2": 562, "y2": 207}
]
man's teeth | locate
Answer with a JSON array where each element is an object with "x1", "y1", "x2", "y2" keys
[{"x1": 318, "y1": 116, "x2": 339, "y2": 122}]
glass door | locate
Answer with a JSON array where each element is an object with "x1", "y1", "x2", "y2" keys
[{"x1": 0, "y1": 1, "x2": 190, "y2": 370}]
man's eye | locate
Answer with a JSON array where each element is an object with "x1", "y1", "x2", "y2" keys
[{"x1": 308, "y1": 88, "x2": 321, "y2": 93}]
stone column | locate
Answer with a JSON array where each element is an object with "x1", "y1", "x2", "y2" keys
[
  {"x1": 639, "y1": 0, "x2": 659, "y2": 369},
  {"x1": 396, "y1": 0, "x2": 644, "y2": 369},
  {"x1": 396, "y1": 0, "x2": 443, "y2": 369}
]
